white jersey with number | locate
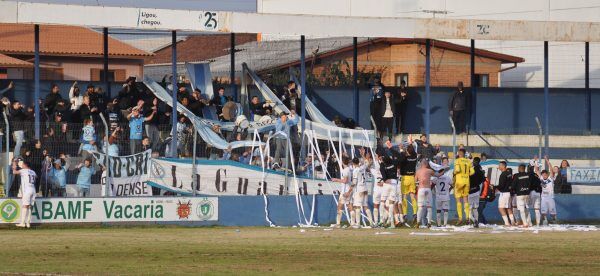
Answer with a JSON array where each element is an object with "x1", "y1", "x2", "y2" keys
[
  {"x1": 352, "y1": 165, "x2": 367, "y2": 193},
  {"x1": 20, "y1": 169, "x2": 37, "y2": 194},
  {"x1": 433, "y1": 174, "x2": 452, "y2": 201},
  {"x1": 540, "y1": 177, "x2": 554, "y2": 199}
]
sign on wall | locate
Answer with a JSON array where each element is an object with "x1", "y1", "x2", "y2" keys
[
  {"x1": 568, "y1": 168, "x2": 600, "y2": 184},
  {"x1": 0, "y1": 197, "x2": 218, "y2": 223}
]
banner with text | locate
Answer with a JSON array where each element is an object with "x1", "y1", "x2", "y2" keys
[
  {"x1": 93, "y1": 150, "x2": 153, "y2": 196},
  {"x1": 148, "y1": 159, "x2": 345, "y2": 196},
  {"x1": 568, "y1": 167, "x2": 600, "y2": 184},
  {"x1": 0, "y1": 197, "x2": 217, "y2": 223}
]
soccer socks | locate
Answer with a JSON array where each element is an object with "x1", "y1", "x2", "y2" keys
[
  {"x1": 401, "y1": 198, "x2": 408, "y2": 215},
  {"x1": 336, "y1": 210, "x2": 343, "y2": 225},
  {"x1": 519, "y1": 209, "x2": 528, "y2": 226},
  {"x1": 365, "y1": 208, "x2": 374, "y2": 226},
  {"x1": 464, "y1": 202, "x2": 470, "y2": 222},
  {"x1": 25, "y1": 207, "x2": 32, "y2": 226},
  {"x1": 416, "y1": 206, "x2": 425, "y2": 226},
  {"x1": 426, "y1": 207, "x2": 433, "y2": 225},
  {"x1": 17, "y1": 207, "x2": 26, "y2": 226},
  {"x1": 387, "y1": 202, "x2": 396, "y2": 225},
  {"x1": 411, "y1": 198, "x2": 417, "y2": 215},
  {"x1": 502, "y1": 215, "x2": 510, "y2": 226},
  {"x1": 509, "y1": 213, "x2": 516, "y2": 225},
  {"x1": 456, "y1": 201, "x2": 463, "y2": 221},
  {"x1": 535, "y1": 209, "x2": 541, "y2": 226},
  {"x1": 350, "y1": 210, "x2": 356, "y2": 226},
  {"x1": 436, "y1": 211, "x2": 442, "y2": 226},
  {"x1": 443, "y1": 211, "x2": 449, "y2": 226},
  {"x1": 373, "y1": 208, "x2": 379, "y2": 225}
]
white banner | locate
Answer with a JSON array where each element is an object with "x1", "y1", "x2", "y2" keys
[
  {"x1": 148, "y1": 158, "x2": 345, "y2": 196},
  {"x1": 0, "y1": 197, "x2": 218, "y2": 223},
  {"x1": 94, "y1": 150, "x2": 153, "y2": 197},
  {"x1": 568, "y1": 168, "x2": 600, "y2": 184}
]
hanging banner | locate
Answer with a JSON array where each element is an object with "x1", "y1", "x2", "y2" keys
[
  {"x1": 147, "y1": 158, "x2": 346, "y2": 196},
  {"x1": 0, "y1": 197, "x2": 218, "y2": 223},
  {"x1": 93, "y1": 150, "x2": 153, "y2": 197},
  {"x1": 568, "y1": 168, "x2": 600, "y2": 184}
]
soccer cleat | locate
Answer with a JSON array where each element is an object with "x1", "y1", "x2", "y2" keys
[
  {"x1": 474, "y1": 221, "x2": 479, "y2": 228},
  {"x1": 412, "y1": 214, "x2": 418, "y2": 226},
  {"x1": 331, "y1": 224, "x2": 341, "y2": 228},
  {"x1": 26, "y1": 223, "x2": 30, "y2": 228},
  {"x1": 15, "y1": 223, "x2": 26, "y2": 228},
  {"x1": 427, "y1": 223, "x2": 432, "y2": 228},
  {"x1": 455, "y1": 220, "x2": 463, "y2": 226}
]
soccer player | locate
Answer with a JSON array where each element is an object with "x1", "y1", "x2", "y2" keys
[
  {"x1": 351, "y1": 157, "x2": 373, "y2": 227},
  {"x1": 453, "y1": 148, "x2": 474, "y2": 225},
  {"x1": 496, "y1": 161, "x2": 516, "y2": 226},
  {"x1": 414, "y1": 160, "x2": 440, "y2": 227},
  {"x1": 512, "y1": 164, "x2": 532, "y2": 227},
  {"x1": 399, "y1": 144, "x2": 418, "y2": 225},
  {"x1": 468, "y1": 157, "x2": 485, "y2": 228},
  {"x1": 332, "y1": 157, "x2": 354, "y2": 228},
  {"x1": 366, "y1": 151, "x2": 384, "y2": 226},
  {"x1": 528, "y1": 162, "x2": 542, "y2": 227},
  {"x1": 380, "y1": 154, "x2": 406, "y2": 228},
  {"x1": 539, "y1": 169, "x2": 558, "y2": 224},
  {"x1": 13, "y1": 159, "x2": 37, "y2": 228},
  {"x1": 433, "y1": 158, "x2": 452, "y2": 226}
]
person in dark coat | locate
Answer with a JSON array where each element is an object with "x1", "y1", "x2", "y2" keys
[
  {"x1": 395, "y1": 80, "x2": 408, "y2": 134},
  {"x1": 448, "y1": 81, "x2": 470, "y2": 134}
]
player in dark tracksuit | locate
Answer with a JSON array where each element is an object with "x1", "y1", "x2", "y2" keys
[
  {"x1": 496, "y1": 161, "x2": 516, "y2": 226},
  {"x1": 528, "y1": 166, "x2": 543, "y2": 226},
  {"x1": 512, "y1": 165, "x2": 532, "y2": 227}
]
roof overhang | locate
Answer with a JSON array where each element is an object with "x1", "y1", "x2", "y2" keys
[{"x1": 1, "y1": 1, "x2": 600, "y2": 42}]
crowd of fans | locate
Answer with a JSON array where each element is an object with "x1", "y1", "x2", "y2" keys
[{"x1": 0, "y1": 78, "x2": 572, "y2": 198}]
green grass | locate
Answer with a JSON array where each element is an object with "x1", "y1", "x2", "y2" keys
[{"x1": 1, "y1": 226, "x2": 599, "y2": 275}]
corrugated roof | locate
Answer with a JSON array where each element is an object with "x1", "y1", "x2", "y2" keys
[
  {"x1": 0, "y1": 53, "x2": 33, "y2": 68},
  {"x1": 0, "y1": 23, "x2": 151, "y2": 57}
]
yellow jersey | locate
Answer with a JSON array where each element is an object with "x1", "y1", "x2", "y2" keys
[{"x1": 453, "y1": 157, "x2": 474, "y2": 185}]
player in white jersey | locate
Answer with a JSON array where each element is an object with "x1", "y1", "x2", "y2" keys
[
  {"x1": 365, "y1": 151, "x2": 384, "y2": 226},
  {"x1": 13, "y1": 159, "x2": 37, "y2": 228},
  {"x1": 433, "y1": 170, "x2": 452, "y2": 227},
  {"x1": 351, "y1": 157, "x2": 373, "y2": 227},
  {"x1": 331, "y1": 157, "x2": 354, "y2": 228},
  {"x1": 538, "y1": 169, "x2": 558, "y2": 224}
]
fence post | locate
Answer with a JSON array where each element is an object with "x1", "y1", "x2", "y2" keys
[
  {"x1": 192, "y1": 126, "x2": 198, "y2": 196},
  {"x1": 448, "y1": 116, "x2": 456, "y2": 160},
  {"x1": 284, "y1": 130, "x2": 290, "y2": 195},
  {"x1": 535, "y1": 116, "x2": 543, "y2": 164},
  {"x1": 3, "y1": 112, "x2": 9, "y2": 197},
  {"x1": 99, "y1": 113, "x2": 110, "y2": 197}
]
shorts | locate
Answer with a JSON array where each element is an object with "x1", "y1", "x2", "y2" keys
[
  {"x1": 372, "y1": 184, "x2": 383, "y2": 205},
  {"x1": 353, "y1": 191, "x2": 368, "y2": 207},
  {"x1": 436, "y1": 199, "x2": 449, "y2": 211},
  {"x1": 541, "y1": 197, "x2": 556, "y2": 215},
  {"x1": 498, "y1": 192, "x2": 511, "y2": 209},
  {"x1": 380, "y1": 182, "x2": 397, "y2": 202},
  {"x1": 417, "y1": 188, "x2": 432, "y2": 207},
  {"x1": 468, "y1": 191, "x2": 480, "y2": 209},
  {"x1": 516, "y1": 195, "x2": 529, "y2": 211},
  {"x1": 401, "y1": 175, "x2": 416, "y2": 195},
  {"x1": 454, "y1": 183, "x2": 469, "y2": 198},
  {"x1": 338, "y1": 191, "x2": 352, "y2": 205},
  {"x1": 529, "y1": 192, "x2": 541, "y2": 209},
  {"x1": 21, "y1": 189, "x2": 36, "y2": 206}
]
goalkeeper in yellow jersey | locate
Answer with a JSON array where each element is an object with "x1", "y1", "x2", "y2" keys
[{"x1": 453, "y1": 148, "x2": 474, "y2": 225}]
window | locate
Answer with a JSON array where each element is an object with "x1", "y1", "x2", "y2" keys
[
  {"x1": 100, "y1": 70, "x2": 116, "y2": 82},
  {"x1": 91, "y1": 69, "x2": 126, "y2": 82},
  {"x1": 395, "y1": 73, "x2": 408, "y2": 87},
  {"x1": 475, "y1": 74, "x2": 489, "y2": 87},
  {"x1": 0, "y1": 68, "x2": 7, "y2": 79}
]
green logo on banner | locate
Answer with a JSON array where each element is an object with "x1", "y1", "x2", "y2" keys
[
  {"x1": 196, "y1": 198, "x2": 214, "y2": 221},
  {"x1": 0, "y1": 200, "x2": 20, "y2": 222}
]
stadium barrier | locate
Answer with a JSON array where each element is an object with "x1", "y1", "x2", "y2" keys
[{"x1": 0, "y1": 194, "x2": 598, "y2": 226}]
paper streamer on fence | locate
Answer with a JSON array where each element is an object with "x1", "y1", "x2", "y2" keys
[
  {"x1": 92, "y1": 150, "x2": 153, "y2": 197},
  {"x1": 146, "y1": 158, "x2": 344, "y2": 196},
  {"x1": 244, "y1": 64, "x2": 377, "y2": 147},
  {"x1": 568, "y1": 167, "x2": 600, "y2": 184},
  {"x1": 144, "y1": 76, "x2": 269, "y2": 150}
]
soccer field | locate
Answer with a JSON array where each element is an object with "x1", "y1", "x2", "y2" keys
[{"x1": 1, "y1": 226, "x2": 599, "y2": 275}]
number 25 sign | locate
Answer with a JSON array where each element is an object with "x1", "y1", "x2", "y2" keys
[{"x1": 199, "y1": 12, "x2": 218, "y2": 30}]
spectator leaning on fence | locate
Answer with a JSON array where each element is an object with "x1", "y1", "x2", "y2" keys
[
  {"x1": 75, "y1": 158, "x2": 95, "y2": 197},
  {"x1": 273, "y1": 110, "x2": 299, "y2": 166},
  {"x1": 49, "y1": 157, "x2": 69, "y2": 197}
]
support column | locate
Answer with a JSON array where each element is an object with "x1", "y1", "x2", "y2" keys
[
  {"x1": 103, "y1": 27, "x2": 111, "y2": 98},
  {"x1": 470, "y1": 39, "x2": 476, "y2": 130},
  {"x1": 544, "y1": 41, "x2": 549, "y2": 156},
  {"x1": 170, "y1": 30, "x2": 178, "y2": 158},
  {"x1": 425, "y1": 39, "x2": 431, "y2": 138},
  {"x1": 230, "y1": 33, "x2": 236, "y2": 102},
  {"x1": 300, "y1": 35, "x2": 306, "y2": 132},
  {"x1": 585, "y1": 42, "x2": 591, "y2": 133},
  {"x1": 34, "y1": 24, "x2": 40, "y2": 140},
  {"x1": 353, "y1": 37, "x2": 359, "y2": 123}
]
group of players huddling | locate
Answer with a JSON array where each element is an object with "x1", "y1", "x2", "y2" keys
[{"x1": 330, "y1": 140, "x2": 558, "y2": 229}]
